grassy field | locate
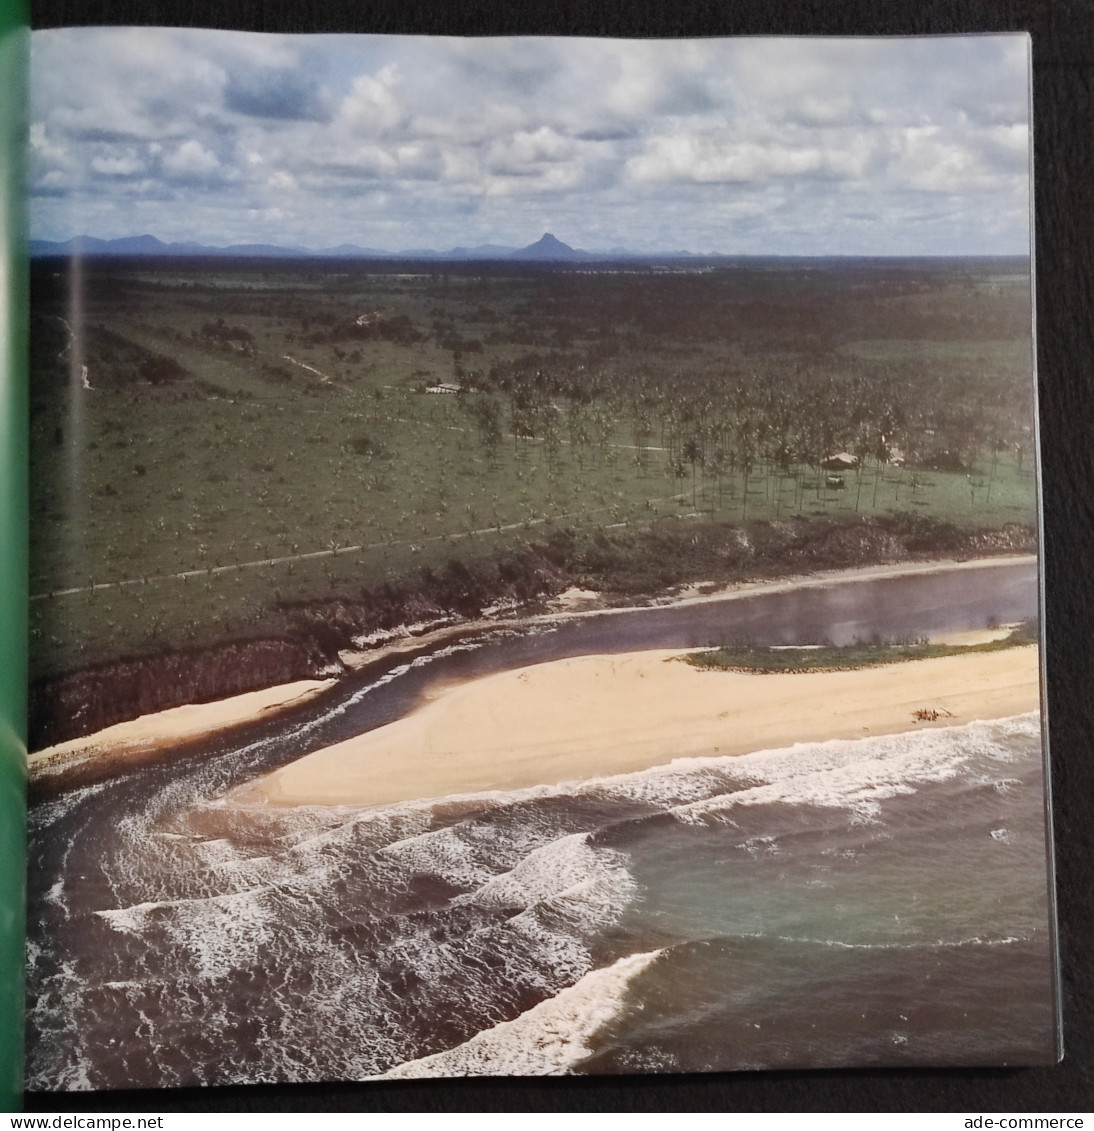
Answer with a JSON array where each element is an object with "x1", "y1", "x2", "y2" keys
[
  {"x1": 682, "y1": 621, "x2": 1038, "y2": 674},
  {"x1": 28, "y1": 257, "x2": 1037, "y2": 683}
]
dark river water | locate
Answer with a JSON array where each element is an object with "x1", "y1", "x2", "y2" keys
[{"x1": 25, "y1": 559, "x2": 1058, "y2": 1091}]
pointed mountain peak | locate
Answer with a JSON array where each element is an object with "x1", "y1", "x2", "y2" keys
[{"x1": 512, "y1": 232, "x2": 582, "y2": 260}]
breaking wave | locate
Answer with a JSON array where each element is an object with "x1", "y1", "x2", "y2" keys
[{"x1": 378, "y1": 950, "x2": 663, "y2": 1078}]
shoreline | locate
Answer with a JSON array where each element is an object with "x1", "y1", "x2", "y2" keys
[
  {"x1": 236, "y1": 643, "x2": 1040, "y2": 810},
  {"x1": 30, "y1": 508, "x2": 1037, "y2": 752},
  {"x1": 334, "y1": 551, "x2": 1038, "y2": 671},
  {"x1": 27, "y1": 678, "x2": 336, "y2": 789},
  {"x1": 29, "y1": 554, "x2": 1038, "y2": 791}
]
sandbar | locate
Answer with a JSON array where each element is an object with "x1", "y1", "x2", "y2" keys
[
  {"x1": 236, "y1": 645, "x2": 1040, "y2": 809},
  {"x1": 31, "y1": 555, "x2": 1037, "y2": 791},
  {"x1": 28, "y1": 678, "x2": 336, "y2": 785}
]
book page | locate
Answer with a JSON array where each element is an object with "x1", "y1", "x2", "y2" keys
[{"x1": 24, "y1": 30, "x2": 1055, "y2": 1091}]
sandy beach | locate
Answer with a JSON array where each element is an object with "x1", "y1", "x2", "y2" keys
[
  {"x1": 237, "y1": 644, "x2": 1040, "y2": 809},
  {"x1": 28, "y1": 678, "x2": 335, "y2": 785},
  {"x1": 30, "y1": 555, "x2": 1038, "y2": 792}
]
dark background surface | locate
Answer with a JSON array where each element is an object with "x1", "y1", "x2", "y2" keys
[{"x1": 23, "y1": 0, "x2": 1094, "y2": 1114}]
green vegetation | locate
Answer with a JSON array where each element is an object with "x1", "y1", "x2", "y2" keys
[
  {"x1": 682, "y1": 620, "x2": 1038, "y2": 674},
  {"x1": 27, "y1": 256, "x2": 1037, "y2": 741}
]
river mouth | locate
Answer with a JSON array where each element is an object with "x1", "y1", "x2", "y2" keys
[
  {"x1": 30, "y1": 556, "x2": 1039, "y2": 797},
  {"x1": 24, "y1": 557, "x2": 1054, "y2": 1091}
]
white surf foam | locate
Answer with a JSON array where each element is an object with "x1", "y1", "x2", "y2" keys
[
  {"x1": 29, "y1": 782, "x2": 109, "y2": 831},
  {"x1": 368, "y1": 832, "x2": 639, "y2": 1011},
  {"x1": 377, "y1": 825, "x2": 499, "y2": 890},
  {"x1": 376, "y1": 948, "x2": 663, "y2": 1078},
  {"x1": 668, "y1": 714, "x2": 1041, "y2": 824},
  {"x1": 307, "y1": 715, "x2": 1040, "y2": 832},
  {"x1": 772, "y1": 931, "x2": 1029, "y2": 951},
  {"x1": 469, "y1": 832, "x2": 634, "y2": 914},
  {"x1": 468, "y1": 835, "x2": 639, "y2": 990},
  {"x1": 96, "y1": 886, "x2": 276, "y2": 979}
]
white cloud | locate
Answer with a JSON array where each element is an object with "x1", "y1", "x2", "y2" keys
[
  {"x1": 627, "y1": 130, "x2": 874, "y2": 184},
  {"x1": 28, "y1": 30, "x2": 1032, "y2": 255},
  {"x1": 162, "y1": 140, "x2": 221, "y2": 178},
  {"x1": 336, "y1": 67, "x2": 404, "y2": 135},
  {"x1": 486, "y1": 127, "x2": 574, "y2": 174},
  {"x1": 890, "y1": 125, "x2": 1016, "y2": 195},
  {"x1": 91, "y1": 150, "x2": 145, "y2": 177}
]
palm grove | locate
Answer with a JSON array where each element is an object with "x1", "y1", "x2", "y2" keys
[{"x1": 27, "y1": 256, "x2": 1036, "y2": 745}]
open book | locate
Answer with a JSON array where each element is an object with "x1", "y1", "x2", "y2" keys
[{"x1": 3, "y1": 22, "x2": 1060, "y2": 1102}]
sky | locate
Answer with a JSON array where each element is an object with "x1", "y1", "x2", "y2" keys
[{"x1": 28, "y1": 30, "x2": 1032, "y2": 256}]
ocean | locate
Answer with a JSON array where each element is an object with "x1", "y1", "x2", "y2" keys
[{"x1": 25, "y1": 564, "x2": 1058, "y2": 1090}]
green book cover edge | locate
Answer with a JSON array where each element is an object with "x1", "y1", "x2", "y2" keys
[{"x1": 0, "y1": 0, "x2": 29, "y2": 1113}]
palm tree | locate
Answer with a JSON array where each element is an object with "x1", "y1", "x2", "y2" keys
[{"x1": 682, "y1": 437, "x2": 704, "y2": 509}]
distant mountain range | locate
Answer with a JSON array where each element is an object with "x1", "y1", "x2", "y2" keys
[{"x1": 29, "y1": 231, "x2": 705, "y2": 261}]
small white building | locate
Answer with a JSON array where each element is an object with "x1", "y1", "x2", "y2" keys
[{"x1": 821, "y1": 452, "x2": 859, "y2": 471}]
